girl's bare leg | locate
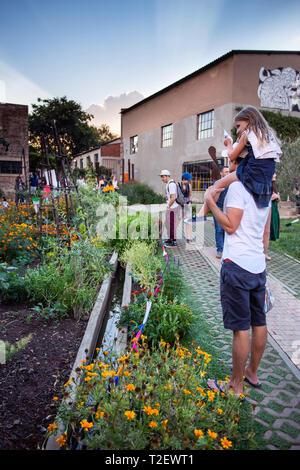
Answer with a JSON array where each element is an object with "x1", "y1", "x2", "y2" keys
[{"x1": 197, "y1": 172, "x2": 238, "y2": 217}]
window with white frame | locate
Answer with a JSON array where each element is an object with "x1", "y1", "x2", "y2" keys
[
  {"x1": 161, "y1": 124, "x2": 173, "y2": 147},
  {"x1": 197, "y1": 110, "x2": 214, "y2": 139},
  {"x1": 130, "y1": 135, "x2": 138, "y2": 154}
]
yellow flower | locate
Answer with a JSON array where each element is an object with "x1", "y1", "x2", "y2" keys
[
  {"x1": 96, "y1": 411, "x2": 104, "y2": 419},
  {"x1": 207, "y1": 429, "x2": 218, "y2": 439},
  {"x1": 161, "y1": 419, "x2": 168, "y2": 429},
  {"x1": 124, "y1": 411, "x2": 136, "y2": 420},
  {"x1": 47, "y1": 423, "x2": 57, "y2": 434},
  {"x1": 164, "y1": 384, "x2": 173, "y2": 390},
  {"x1": 194, "y1": 429, "x2": 204, "y2": 439},
  {"x1": 207, "y1": 390, "x2": 215, "y2": 401},
  {"x1": 221, "y1": 436, "x2": 233, "y2": 449},
  {"x1": 124, "y1": 371, "x2": 131, "y2": 376},
  {"x1": 126, "y1": 384, "x2": 135, "y2": 391},
  {"x1": 183, "y1": 389, "x2": 191, "y2": 395},
  {"x1": 149, "y1": 421, "x2": 158, "y2": 428},
  {"x1": 56, "y1": 432, "x2": 67, "y2": 447},
  {"x1": 52, "y1": 396, "x2": 59, "y2": 401},
  {"x1": 217, "y1": 408, "x2": 223, "y2": 415}
]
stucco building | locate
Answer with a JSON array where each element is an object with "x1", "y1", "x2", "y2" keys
[
  {"x1": 0, "y1": 103, "x2": 29, "y2": 199},
  {"x1": 72, "y1": 138, "x2": 122, "y2": 180},
  {"x1": 120, "y1": 50, "x2": 300, "y2": 198}
]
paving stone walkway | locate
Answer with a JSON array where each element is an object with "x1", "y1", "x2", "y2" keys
[{"x1": 171, "y1": 219, "x2": 300, "y2": 450}]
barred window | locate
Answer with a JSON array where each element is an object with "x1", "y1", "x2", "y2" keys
[
  {"x1": 0, "y1": 160, "x2": 22, "y2": 174},
  {"x1": 161, "y1": 124, "x2": 173, "y2": 147},
  {"x1": 198, "y1": 110, "x2": 214, "y2": 139},
  {"x1": 130, "y1": 135, "x2": 138, "y2": 154}
]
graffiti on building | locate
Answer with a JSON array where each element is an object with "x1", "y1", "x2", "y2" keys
[{"x1": 258, "y1": 66, "x2": 300, "y2": 112}]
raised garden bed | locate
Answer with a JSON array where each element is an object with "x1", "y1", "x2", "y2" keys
[{"x1": 0, "y1": 252, "x2": 118, "y2": 450}]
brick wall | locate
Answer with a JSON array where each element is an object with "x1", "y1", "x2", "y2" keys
[
  {"x1": 0, "y1": 103, "x2": 29, "y2": 200},
  {"x1": 101, "y1": 143, "x2": 120, "y2": 157}
]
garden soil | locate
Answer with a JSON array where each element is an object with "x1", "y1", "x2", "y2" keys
[{"x1": 0, "y1": 303, "x2": 87, "y2": 450}]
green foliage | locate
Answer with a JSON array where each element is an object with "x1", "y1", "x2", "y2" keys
[
  {"x1": 261, "y1": 110, "x2": 300, "y2": 142},
  {"x1": 4, "y1": 334, "x2": 33, "y2": 362},
  {"x1": 118, "y1": 182, "x2": 165, "y2": 205},
  {"x1": 120, "y1": 241, "x2": 163, "y2": 292},
  {"x1": 51, "y1": 340, "x2": 252, "y2": 450},
  {"x1": 0, "y1": 263, "x2": 28, "y2": 303},
  {"x1": 276, "y1": 137, "x2": 300, "y2": 201},
  {"x1": 29, "y1": 96, "x2": 100, "y2": 158},
  {"x1": 269, "y1": 218, "x2": 300, "y2": 260},
  {"x1": 24, "y1": 239, "x2": 111, "y2": 318},
  {"x1": 120, "y1": 294, "x2": 194, "y2": 345}
]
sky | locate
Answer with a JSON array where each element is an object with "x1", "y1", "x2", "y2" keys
[{"x1": 1, "y1": 0, "x2": 300, "y2": 133}]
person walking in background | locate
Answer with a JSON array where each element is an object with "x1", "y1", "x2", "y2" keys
[
  {"x1": 266, "y1": 173, "x2": 281, "y2": 261},
  {"x1": 160, "y1": 169, "x2": 180, "y2": 247},
  {"x1": 111, "y1": 174, "x2": 119, "y2": 190},
  {"x1": 181, "y1": 172, "x2": 193, "y2": 244},
  {"x1": 15, "y1": 176, "x2": 26, "y2": 205},
  {"x1": 30, "y1": 173, "x2": 39, "y2": 192},
  {"x1": 213, "y1": 166, "x2": 229, "y2": 258}
]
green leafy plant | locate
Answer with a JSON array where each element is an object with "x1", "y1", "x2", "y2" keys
[
  {"x1": 4, "y1": 334, "x2": 33, "y2": 362},
  {"x1": 120, "y1": 241, "x2": 163, "y2": 292},
  {"x1": 118, "y1": 181, "x2": 165, "y2": 205},
  {"x1": 119, "y1": 293, "x2": 194, "y2": 345},
  {"x1": 49, "y1": 339, "x2": 254, "y2": 450},
  {"x1": 0, "y1": 263, "x2": 28, "y2": 303}
]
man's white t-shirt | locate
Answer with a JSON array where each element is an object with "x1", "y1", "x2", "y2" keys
[
  {"x1": 166, "y1": 179, "x2": 179, "y2": 209},
  {"x1": 222, "y1": 182, "x2": 270, "y2": 274}
]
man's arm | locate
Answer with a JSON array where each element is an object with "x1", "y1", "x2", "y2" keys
[
  {"x1": 205, "y1": 187, "x2": 243, "y2": 235},
  {"x1": 263, "y1": 206, "x2": 272, "y2": 254},
  {"x1": 167, "y1": 193, "x2": 176, "y2": 209}
]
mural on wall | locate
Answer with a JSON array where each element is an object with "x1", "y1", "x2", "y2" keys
[{"x1": 258, "y1": 66, "x2": 300, "y2": 112}]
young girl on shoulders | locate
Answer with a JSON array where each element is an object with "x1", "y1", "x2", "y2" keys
[{"x1": 199, "y1": 106, "x2": 282, "y2": 215}]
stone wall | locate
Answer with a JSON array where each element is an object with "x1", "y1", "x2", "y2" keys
[{"x1": 0, "y1": 103, "x2": 29, "y2": 200}]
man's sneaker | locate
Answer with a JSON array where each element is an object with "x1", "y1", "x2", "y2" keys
[
  {"x1": 216, "y1": 251, "x2": 222, "y2": 259},
  {"x1": 164, "y1": 241, "x2": 177, "y2": 247}
]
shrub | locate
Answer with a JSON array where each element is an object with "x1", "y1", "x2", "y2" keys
[
  {"x1": 24, "y1": 239, "x2": 111, "y2": 318},
  {"x1": 120, "y1": 241, "x2": 163, "y2": 292},
  {"x1": 49, "y1": 339, "x2": 252, "y2": 450},
  {"x1": 118, "y1": 182, "x2": 165, "y2": 205},
  {"x1": 119, "y1": 293, "x2": 194, "y2": 345}
]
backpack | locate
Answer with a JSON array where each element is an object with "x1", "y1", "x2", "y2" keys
[{"x1": 167, "y1": 180, "x2": 185, "y2": 207}]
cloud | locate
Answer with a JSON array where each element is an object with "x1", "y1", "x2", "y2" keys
[
  {"x1": 0, "y1": 60, "x2": 51, "y2": 108},
  {"x1": 86, "y1": 91, "x2": 144, "y2": 134}
]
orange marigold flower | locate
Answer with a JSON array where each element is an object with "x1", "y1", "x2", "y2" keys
[
  {"x1": 194, "y1": 429, "x2": 204, "y2": 439},
  {"x1": 149, "y1": 421, "x2": 158, "y2": 428},
  {"x1": 56, "y1": 432, "x2": 67, "y2": 447},
  {"x1": 47, "y1": 423, "x2": 57, "y2": 434},
  {"x1": 124, "y1": 411, "x2": 136, "y2": 420},
  {"x1": 207, "y1": 429, "x2": 218, "y2": 439},
  {"x1": 126, "y1": 384, "x2": 135, "y2": 391},
  {"x1": 221, "y1": 436, "x2": 233, "y2": 449},
  {"x1": 80, "y1": 419, "x2": 93, "y2": 431}
]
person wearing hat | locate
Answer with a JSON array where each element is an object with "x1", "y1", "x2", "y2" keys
[
  {"x1": 181, "y1": 172, "x2": 194, "y2": 244},
  {"x1": 160, "y1": 170, "x2": 180, "y2": 247}
]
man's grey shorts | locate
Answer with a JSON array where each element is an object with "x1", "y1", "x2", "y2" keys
[{"x1": 220, "y1": 260, "x2": 266, "y2": 331}]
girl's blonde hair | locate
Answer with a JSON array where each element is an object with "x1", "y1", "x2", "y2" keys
[{"x1": 234, "y1": 106, "x2": 280, "y2": 147}]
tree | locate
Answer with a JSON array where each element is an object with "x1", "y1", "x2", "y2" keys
[
  {"x1": 95, "y1": 123, "x2": 119, "y2": 145},
  {"x1": 277, "y1": 137, "x2": 300, "y2": 201},
  {"x1": 29, "y1": 96, "x2": 100, "y2": 162}
]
